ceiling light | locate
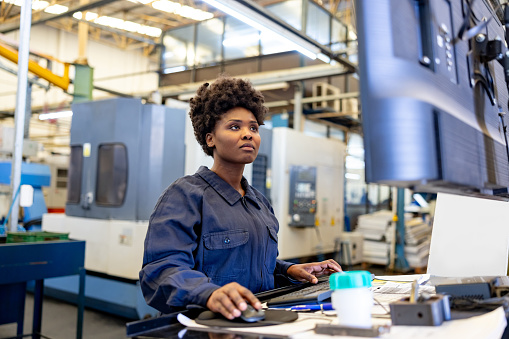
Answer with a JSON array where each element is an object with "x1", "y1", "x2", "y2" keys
[
  {"x1": 203, "y1": 0, "x2": 320, "y2": 59},
  {"x1": 73, "y1": 11, "x2": 98, "y2": 21},
  {"x1": 39, "y1": 110, "x2": 73, "y2": 120},
  {"x1": 345, "y1": 173, "x2": 361, "y2": 180},
  {"x1": 163, "y1": 65, "x2": 186, "y2": 74},
  {"x1": 44, "y1": 4, "x2": 68, "y2": 14},
  {"x1": 152, "y1": 0, "x2": 213, "y2": 21},
  {"x1": 32, "y1": 0, "x2": 49, "y2": 10}
]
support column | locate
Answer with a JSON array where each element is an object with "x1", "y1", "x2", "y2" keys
[
  {"x1": 76, "y1": 0, "x2": 89, "y2": 65},
  {"x1": 293, "y1": 84, "x2": 304, "y2": 131},
  {"x1": 10, "y1": 0, "x2": 32, "y2": 232},
  {"x1": 395, "y1": 187, "x2": 409, "y2": 271}
]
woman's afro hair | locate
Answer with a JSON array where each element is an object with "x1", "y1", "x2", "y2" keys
[{"x1": 189, "y1": 75, "x2": 268, "y2": 156}]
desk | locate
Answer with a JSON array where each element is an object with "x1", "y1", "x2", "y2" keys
[
  {"x1": 126, "y1": 275, "x2": 508, "y2": 338},
  {"x1": 0, "y1": 240, "x2": 86, "y2": 339}
]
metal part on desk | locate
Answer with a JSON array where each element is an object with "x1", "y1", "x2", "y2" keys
[
  {"x1": 314, "y1": 324, "x2": 391, "y2": 337},
  {"x1": 390, "y1": 294, "x2": 451, "y2": 326}
]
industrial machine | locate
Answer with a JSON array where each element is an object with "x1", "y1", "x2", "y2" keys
[
  {"x1": 0, "y1": 161, "x2": 50, "y2": 232},
  {"x1": 43, "y1": 97, "x2": 186, "y2": 319},
  {"x1": 270, "y1": 128, "x2": 346, "y2": 260}
]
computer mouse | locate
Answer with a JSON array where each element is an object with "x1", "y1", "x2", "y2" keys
[{"x1": 239, "y1": 305, "x2": 265, "y2": 322}]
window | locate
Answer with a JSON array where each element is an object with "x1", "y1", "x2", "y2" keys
[
  {"x1": 196, "y1": 18, "x2": 223, "y2": 65},
  {"x1": 66, "y1": 145, "x2": 83, "y2": 204},
  {"x1": 331, "y1": 18, "x2": 347, "y2": 51},
  {"x1": 224, "y1": 16, "x2": 260, "y2": 60},
  {"x1": 306, "y1": 1, "x2": 330, "y2": 45},
  {"x1": 267, "y1": 0, "x2": 302, "y2": 30},
  {"x1": 95, "y1": 143, "x2": 128, "y2": 206},
  {"x1": 162, "y1": 25, "x2": 195, "y2": 68}
]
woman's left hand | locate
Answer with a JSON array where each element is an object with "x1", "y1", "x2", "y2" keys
[{"x1": 286, "y1": 259, "x2": 342, "y2": 284}]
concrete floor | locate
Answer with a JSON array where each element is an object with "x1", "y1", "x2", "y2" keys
[{"x1": 0, "y1": 293, "x2": 129, "y2": 339}]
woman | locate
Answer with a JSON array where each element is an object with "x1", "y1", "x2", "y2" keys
[{"x1": 140, "y1": 75, "x2": 342, "y2": 320}]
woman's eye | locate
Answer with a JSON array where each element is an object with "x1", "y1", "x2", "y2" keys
[
  {"x1": 230, "y1": 125, "x2": 239, "y2": 130},
  {"x1": 250, "y1": 126, "x2": 259, "y2": 132}
]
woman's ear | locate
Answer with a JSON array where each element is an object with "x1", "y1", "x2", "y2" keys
[{"x1": 206, "y1": 133, "x2": 214, "y2": 148}]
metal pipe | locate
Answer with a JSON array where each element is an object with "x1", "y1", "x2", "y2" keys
[
  {"x1": 0, "y1": 42, "x2": 70, "y2": 90},
  {"x1": 10, "y1": 0, "x2": 32, "y2": 232}
]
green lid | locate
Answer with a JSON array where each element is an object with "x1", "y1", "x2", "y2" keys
[{"x1": 329, "y1": 271, "x2": 372, "y2": 289}]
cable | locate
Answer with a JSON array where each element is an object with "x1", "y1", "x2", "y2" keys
[
  {"x1": 0, "y1": 184, "x2": 21, "y2": 234},
  {"x1": 499, "y1": 109, "x2": 509, "y2": 183}
]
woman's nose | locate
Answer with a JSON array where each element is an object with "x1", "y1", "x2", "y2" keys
[{"x1": 242, "y1": 127, "x2": 253, "y2": 139}]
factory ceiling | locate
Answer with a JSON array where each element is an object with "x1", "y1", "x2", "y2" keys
[
  {"x1": 0, "y1": 0, "x2": 354, "y2": 52},
  {"x1": 0, "y1": 0, "x2": 359, "y2": 153}
]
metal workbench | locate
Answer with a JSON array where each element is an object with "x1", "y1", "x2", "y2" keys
[{"x1": 0, "y1": 239, "x2": 86, "y2": 339}]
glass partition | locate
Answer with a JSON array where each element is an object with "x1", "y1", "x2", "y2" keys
[
  {"x1": 161, "y1": 0, "x2": 353, "y2": 69},
  {"x1": 224, "y1": 16, "x2": 260, "y2": 60},
  {"x1": 266, "y1": 0, "x2": 302, "y2": 30},
  {"x1": 331, "y1": 18, "x2": 347, "y2": 51},
  {"x1": 196, "y1": 18, "x2": 224, "y2": 66},
  {"x1": 306, "y1": 1, "x2": 330, "y2": 45},
  {"x1": 162, "y1": 25, "x2": 195, "y2": 69}
]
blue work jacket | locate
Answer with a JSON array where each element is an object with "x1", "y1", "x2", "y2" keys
[{"x1": 140, "y1": 166, "x2": 294, "y2": 314}]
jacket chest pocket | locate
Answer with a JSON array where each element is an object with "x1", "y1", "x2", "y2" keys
[{"x1": 202, "y1": 229, "x2": 249, "y2": 285}]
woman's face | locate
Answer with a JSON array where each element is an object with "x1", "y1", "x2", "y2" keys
[{"x1": 206, "y1": 107, "x2": 261, "y2": 166}]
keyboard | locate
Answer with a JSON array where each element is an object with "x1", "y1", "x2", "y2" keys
[{"x1": 266, "y1": 279, "x2": 332, "y2": 307}]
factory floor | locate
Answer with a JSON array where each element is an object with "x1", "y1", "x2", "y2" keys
[
  {"x1": 0, "y1": 293, "x2": 129, "y2": 339},
  {"x1": 0, "y1": 264, "x2": 393, "y2": 339}
]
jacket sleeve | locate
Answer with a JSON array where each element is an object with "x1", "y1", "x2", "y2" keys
[
  {"x1": 275, "y1": 259, "x2": 294, "y2": 276},
  {"x1": 139, "y1": 179, "x2": 219, "y2": 313}
]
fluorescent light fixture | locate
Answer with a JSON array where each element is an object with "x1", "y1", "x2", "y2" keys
[
  {"x1": 316, "y1": 53, "x2": 331, "y2": 63},
  {"x1": 32, "y1": 0, "x2": 49, "y2": 10},
  {"x1": 152, "y1": 0, "x2": 213, "y2": 21},
  {"x1": 203, "y1": 0, "x2": 320, "y2": 60},
  {"x1": 73, "y1": 11, "x2": 98, "y2": 21},
  {"x1": 254, "y1": 82, "x2": 289, "y2": 91},
  {"x1": 73, "y1": 12, "x2": 162, "y2": 37},
  {"x1": 163, "y1": 65, "x2": 186, "y2": 74},
  {"x1": 44, "y1": 4, "x2": 68, "y2": 14},
  {"x1": 345, "y1": 155, "x2": 365, "y2": 169},
  {"x1": 345, "y1": 173, "x2": 361, "y2": 180},
  {"x1": 39, "y1": 110, "x2": 73, "y2": 120}
]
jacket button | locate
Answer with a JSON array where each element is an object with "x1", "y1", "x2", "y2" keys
[{"x1": 224, "y1": 237, "x2": 230, "y2": 244}]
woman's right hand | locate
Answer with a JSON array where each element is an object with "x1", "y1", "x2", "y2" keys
[{"x1": 206, "y1": 282, "x2": 261, "y2": 319}]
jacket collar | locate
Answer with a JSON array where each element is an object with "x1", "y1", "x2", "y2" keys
[{"x1": 197, "y1": 166, "x2": 260, "y2": 208}]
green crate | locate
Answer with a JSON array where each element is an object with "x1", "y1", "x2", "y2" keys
[{"x1": 6, "y1": 231, "x2": 69, "y2": 243}]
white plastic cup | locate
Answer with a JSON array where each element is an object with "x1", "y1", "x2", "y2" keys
[{"x1": 330, "y1": 271, "x2": 373, "y2": 328}]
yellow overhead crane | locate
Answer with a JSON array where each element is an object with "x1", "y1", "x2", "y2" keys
[{"x1": 0, "y1": 40, "x2": 71, "y2": 91}]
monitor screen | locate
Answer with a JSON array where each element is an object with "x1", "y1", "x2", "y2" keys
[{"x1": 356, "y1": 0, "x2": 509, "y2": 199}]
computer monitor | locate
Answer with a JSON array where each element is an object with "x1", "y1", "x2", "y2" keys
[{"x1": 356, "y1": 0, "x2": 509, "y2": 199}]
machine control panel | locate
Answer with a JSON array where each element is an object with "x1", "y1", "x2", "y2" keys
[{"x1": 288, "y1": 166, "x2": 317, "y2": 227}]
